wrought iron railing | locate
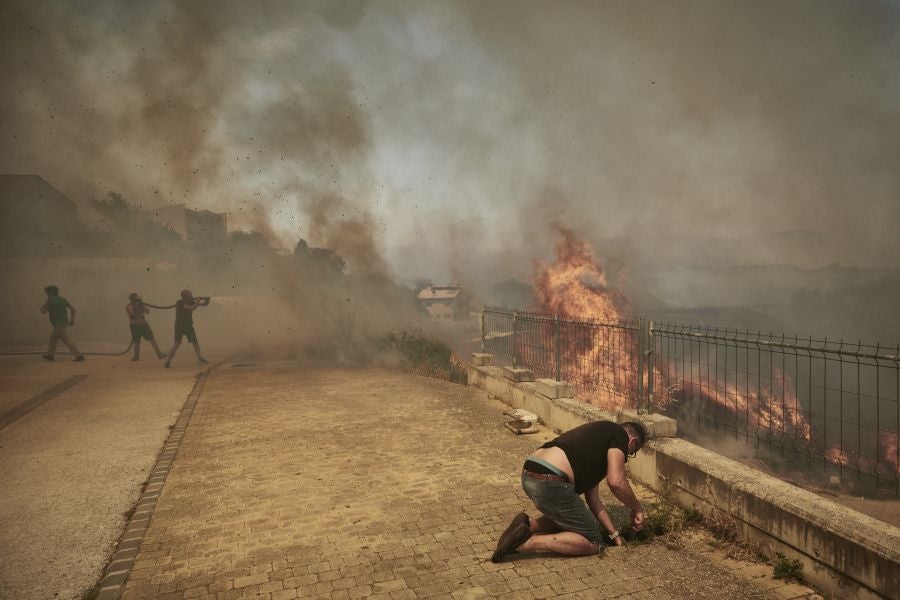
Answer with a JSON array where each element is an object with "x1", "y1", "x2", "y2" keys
[
  {"x1": 482, "y1": 308, "x2": 643, "y2": 414},
  {"x1": 481, "y1": 308, "x2": 900, "y2": 494},
  {"x1": 649, "y1": 324, "x2": 899, "y2": 494}
]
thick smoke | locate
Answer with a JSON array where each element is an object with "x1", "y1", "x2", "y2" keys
[
  {"x1": 3, "y1": 1, "x2": 900, "y2": 342},
  {"x1": 0, "y1": 1, "x2": 382, "y2": 268},
  {"x1": 0, "y1": 0, "x2": 426, "y2": 355}
]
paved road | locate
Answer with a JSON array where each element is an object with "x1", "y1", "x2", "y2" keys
[
  {"x1": 118, "y1": 360, "x2": 819, "y2": 600},
  {"x1": 0, "y1": 353, "x2": 214, "y2": 600}
]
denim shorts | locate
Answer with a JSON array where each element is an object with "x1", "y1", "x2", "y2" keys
[{"x1": 521, "y1": 473, "x2": 602, "y2": 545}]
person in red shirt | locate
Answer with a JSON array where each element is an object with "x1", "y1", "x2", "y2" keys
[{"x1": 126, "y1": 293, "x2": 165, "y2": 361}]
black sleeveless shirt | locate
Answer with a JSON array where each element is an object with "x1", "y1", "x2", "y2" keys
[
  {"x1": 540, "y1": 421, "x2": 629, "y2": 494},
  {"x1": 175, "y1": 300, "x2": 193, "y2": 328}
]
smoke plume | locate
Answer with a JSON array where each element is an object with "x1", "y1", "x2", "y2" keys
[{"x1": 3, "y1": 1, "x2": 900, "y2": 340}]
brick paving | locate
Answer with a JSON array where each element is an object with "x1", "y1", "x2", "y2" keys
[{"x1": 119, "y1": 362, "x2": 811, "y2": 600}]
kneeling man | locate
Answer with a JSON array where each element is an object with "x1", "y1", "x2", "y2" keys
[{"x1": 492, "y1": 420, "x2": 647, "y2": 562}]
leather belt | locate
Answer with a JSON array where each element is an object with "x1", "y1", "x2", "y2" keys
[{"x1": 522, "y1": 469, "x2": 568, "y2": 483}]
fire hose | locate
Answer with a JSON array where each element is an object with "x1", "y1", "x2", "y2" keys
[{"x1": 0, "y1": 299, "x2": 206, "y2": 356}]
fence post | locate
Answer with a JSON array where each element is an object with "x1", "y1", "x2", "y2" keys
[
  {"x1": 554, "y1": 314, "x2": 561, "y2": 381},
  {"x1": 512, "y1": 311, "x2": 518, "y2": 368},
  {"x1": 647, "y1": 320, "x2": 655, "y2": 414},
  {"x1": 637, "y1": 319, "x2": 644, "y2": 414},
  {"x1": 480, "y1": 307, "x2": 486, "y2": 353}
]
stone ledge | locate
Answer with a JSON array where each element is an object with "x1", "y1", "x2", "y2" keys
[{"x1": 634, "y1": 439, "x2": 900, "y2": 600}]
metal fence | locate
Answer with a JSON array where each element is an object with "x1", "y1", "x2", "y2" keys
[
  {"x1": 482, "y1": 308, "x2": 644, "y2": 413},
  {"x1": 649, "y1": 323, "x2": 900, "y2": 493},
  {"x1": 481, "y1": 307, "x2": 900, "y2": 494}
]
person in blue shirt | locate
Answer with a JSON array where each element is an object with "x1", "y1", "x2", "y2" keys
[{"x1": 40, "y1": 285, "x2": 85, "y2": 362}]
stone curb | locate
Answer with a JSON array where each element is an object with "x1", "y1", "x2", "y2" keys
[{"x1": 90, "y1": 360, "x2": 228, "y2": 600}]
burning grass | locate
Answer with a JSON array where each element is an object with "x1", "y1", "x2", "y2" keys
[{"x1": 528, "y1": 231, "x2": 899, "y2": 495}]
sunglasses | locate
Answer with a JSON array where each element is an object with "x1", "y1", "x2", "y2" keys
[{"x1": 627, "y1": 437, "x2": 643, "y2": 458}]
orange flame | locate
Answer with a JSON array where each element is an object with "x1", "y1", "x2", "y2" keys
[
  {"x1": 531, "y1": 231, "x2": 636, "y2": 412},
  {"x1": 530, "y1": 232, "x2": 899, "y2": 479},
  {"x1": 825, "y1": 446, "x2": 848, "y2": 467},
  {"x1": 881, "y1": 431, "x2": 900, "y2": 475},
  {"x1": 719, "y1": 373, "x2": 811, "y2": 440},
  {"x1": 533, "y1": 231, "x2": 629, "y2": 321},
  {"x1": 826, "y1": 432, "x2": 900, "y2": 475}
]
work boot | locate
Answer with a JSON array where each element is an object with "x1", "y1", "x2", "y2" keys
[
  {"x1": 491, "y1": 513, "x2": 531, "y2": 563},
  {"x1": 164, "y1": 362, "x2": 171, "y2": 368},
  {"x1": 198, "y1": 357, "x2": 209, "y2": 364},
  {"x1": 73, "y1": 356, "x2": 86, "y2": 362},
  {"x1": 131, "y1": 357, "x2": 139, "y2": 361},
  {"x1": 156, "y1": 351, "x2": 165, "y2": 359},
  {"x1": 42, "y1": 354, "x2": 54, "y2": 361}
]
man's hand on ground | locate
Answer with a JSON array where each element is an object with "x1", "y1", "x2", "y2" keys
[
  {"x1": 631, "y1": 508, "x2": 645, "y2": 531},
  {"x1": 612, "y1": 534, "x2": 625, "y2": 547}
]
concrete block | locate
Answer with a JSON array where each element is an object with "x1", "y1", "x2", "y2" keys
[
  {"x1": 534, "y1": 378, "x2": 573, "y2": 399},
  {"x1": 470, "y1": 353, "x2": 493, "y2": 366},
  {"x1": 502, "y1": 366, "x2": 534, "y2": 383},
  {"x1": 619, "y1": 410, "x2": 677, "y2": 438}
]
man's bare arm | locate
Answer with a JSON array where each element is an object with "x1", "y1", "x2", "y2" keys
[
  {"x1": 585, "y1": 484, "x2": 621, "y2": 544},
  {"x1": 184, "y1": 298, "x2": 209, "y2": 312},
  {"x1": 40, "y1": 301, "x2": 48, "y2": 314},
  {"x1": 606, "y1": 448, "x2": 644, "y2": 529},
  {"x1": 67, "y1": 302, "x2": 76, "y2": 325}
]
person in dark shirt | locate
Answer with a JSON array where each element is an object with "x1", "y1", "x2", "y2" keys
[
  {"x1": 163, "y1": 289, "x2": 210, "y2": 368},
  {"x1": 491, "y1": 420, "x2": 647, "y2": 562},
  {"x1": 126, "y1": 293, "x2": 166, "y2": 361},
  {"x1": 40, "y1": 285, "x2": 85, "y2": 362}
]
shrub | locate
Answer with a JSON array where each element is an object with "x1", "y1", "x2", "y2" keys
[
  {"x1": 637, "y1": 501, "x2": 702, "y2": 539},
  {"x1": 376, "y1": 330, "x2": 467, "y2": 384},
  {"x1": 772, "y1": 552, "x2": 804, "y2": 582}
]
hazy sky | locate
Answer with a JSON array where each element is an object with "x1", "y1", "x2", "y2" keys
[{"x1": 3, "y1": 0, "x2": 899, "y2": 281}]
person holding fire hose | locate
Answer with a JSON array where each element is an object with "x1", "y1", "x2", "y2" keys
[
  {"x1": 126, "y1": 292, "x2": 166, "y2": 361},
  {"x1": 491, "y1": 420, "x2": 647, "y2": 562},
  {"x1": 163, "y1": 289, "x2": 210, "y2": 368}
]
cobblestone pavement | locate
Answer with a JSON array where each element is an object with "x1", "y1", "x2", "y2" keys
[{"x1": 120, "y1": 361, "x2": 818, "y2": 600}]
